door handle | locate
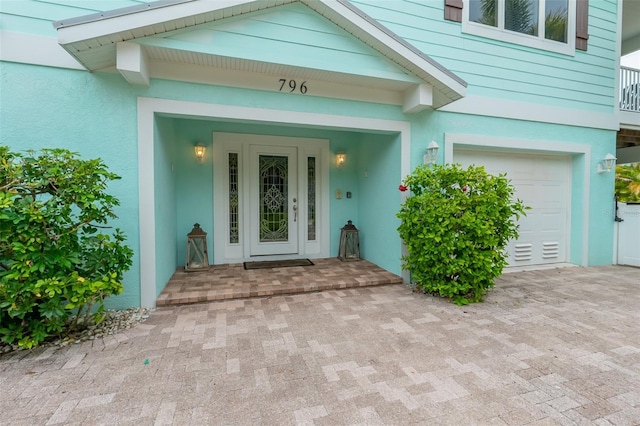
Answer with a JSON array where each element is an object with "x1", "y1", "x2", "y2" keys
[{"x1": 292, "y1": 198, "x2": 297, "y2": 222}]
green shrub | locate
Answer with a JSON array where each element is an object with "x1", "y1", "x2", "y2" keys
[
  {"x1": 0, "y1": 147, "x2": 133, "y2": 349},
  {"x1": 615, "y1": 163, "x2": 640, "y2": 203},
  {"x1": 397, "y1": 163, "x2": 527, "y2": 305}
]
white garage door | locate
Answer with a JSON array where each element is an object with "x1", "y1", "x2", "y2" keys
[{"x1": 454, "y1": 149, "x2": 571, "y2": 267}]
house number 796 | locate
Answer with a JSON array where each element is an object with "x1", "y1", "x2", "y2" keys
[{"x1": 278, "y1": 79, "x2": 308, "y2": 94}]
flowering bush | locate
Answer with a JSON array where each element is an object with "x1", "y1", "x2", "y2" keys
[{"x1": 397, "y1": 163, "x2": 527, "y2": 305}]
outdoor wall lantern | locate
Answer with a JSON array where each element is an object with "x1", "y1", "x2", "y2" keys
[
  {"x1": 336, "y1": 152, "x2": 346, "y2": 168},
  {"x1": 597, "y1": 153, "x2": 617, "y2": 174},
  {"x1": 338, "y1": 220, "x2": 361, "y2": 261},
  {"x1": 185, "y1": 223, "x2": 210, "y2": 272},
  {"x1": 194, "y1": 143, "x2": 206, "y2": 163},
  {"x1": 423, "y1": 140, "x2": 439, "y2": 165}
]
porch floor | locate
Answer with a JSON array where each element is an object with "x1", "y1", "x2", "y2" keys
[{"x1": 156, "y1": 258, "x2": 403, "y2": 306}]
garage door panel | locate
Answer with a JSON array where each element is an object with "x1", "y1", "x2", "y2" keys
[
  {"x1": 539, "y1": 211, "x2": 564, "y2": 232},
  {"x1": 516, "y1": 215, "x2": 535, "y2": 233},
  {"x1": 513, "y1": 182, "x2": 536, "y2": 205},
  {"x1": 454, "y1": 149, "x2": 570, "y2": 267},
  {"x1": 537, "y1": 184, "x2": 565, "y2": 208}
]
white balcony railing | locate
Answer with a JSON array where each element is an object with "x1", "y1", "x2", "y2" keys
[{"x1": 620, "y1": 66, "x2": 640, "y2": 113}]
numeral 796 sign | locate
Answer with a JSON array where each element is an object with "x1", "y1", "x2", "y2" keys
[{"x1": 278, "y1": 79, "x2": 308, "y2": 94}]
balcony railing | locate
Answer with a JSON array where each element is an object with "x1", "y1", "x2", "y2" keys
[{"x1": 620, "y1": 66, "x2": 640, "y2": 113}]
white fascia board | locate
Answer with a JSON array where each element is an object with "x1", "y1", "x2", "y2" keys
[
  {"x1": 56, "y1": 0, "x2": 261, "y2": 45},
  {"x1": 441, "y1": 95, "x2": 620, "y2": 131},
  {"x1": 619, "y1": 111, "x2": 640, "y2": 130},
  {"x1": 0, "y1": 31, "x2": 84, "y2": 70},
  {"x1": 117, "y1": 42, "x2": 150, "y2": 86},
  {"x1": 403, "y1": 84, "x2": 433, "y2": 114},
  {"x1": 306, "y1": 0, "x2": 466, "y2": 100}
]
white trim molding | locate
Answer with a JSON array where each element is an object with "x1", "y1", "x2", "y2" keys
[
  {"x1": 444, "y1": 132, "x2": 591, "y2": 267},
  {"x1": 0, "y1": 31, "x2": 84, "y2": 70},
  {"x1": 116, "y1": 41, "x2": 150, "y2": 87},
  {"x1": 137, "y1": 97, "x2": 411, "y2": 307},
  {"x1": 440, "y1": 95, "x2": 620, "y2": 131}
]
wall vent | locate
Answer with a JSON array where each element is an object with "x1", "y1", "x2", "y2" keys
[
  {"x1": 543, "y1": 242, "x2": 560, "y2": 259},
  {"x1": 514, "y1": 243, "x2": 533, "y2": 261}
]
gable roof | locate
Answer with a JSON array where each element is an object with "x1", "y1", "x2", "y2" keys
[{"x1": 54, "y1": 0, "x2": 466, "y2": 108}]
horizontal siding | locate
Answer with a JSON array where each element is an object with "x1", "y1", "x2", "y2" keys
[
  {"x1": 353, "y1": 0, "x2": 619, "y2": 113},
  {"x1": 0, "y1": 0, "x2": 144, "y2": 36},
  {"x1": 0, "y1": 13, "x2": 59, "y2": 36}
]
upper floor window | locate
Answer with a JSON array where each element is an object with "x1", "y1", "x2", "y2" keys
[{"x1": 463, "y1": 0, "x2": 576, "y2": 55}]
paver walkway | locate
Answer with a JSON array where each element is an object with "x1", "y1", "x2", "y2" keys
[{"x1": 1, "y1": 266, "x2": 639, "y2": 425}]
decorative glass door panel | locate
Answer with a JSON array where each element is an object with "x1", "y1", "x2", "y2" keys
[
  {"x1": 250, "y1": 145, "x2": 298, "y2": 256},
  {"x1": 259, "y1": 155, "x2": 289, "y2": 242}
]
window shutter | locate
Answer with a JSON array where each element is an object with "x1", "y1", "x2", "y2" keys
[
  {"x1": 576, "y1": 0, "x2": 589, "y2": 51},
  {"x1": 445, "y1": 0, "x2": 463, "y2": 22}
]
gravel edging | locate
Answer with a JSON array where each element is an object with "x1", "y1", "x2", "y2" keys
[{"x1": 0, "y1": 307, "x2": 153, "y2": 355}]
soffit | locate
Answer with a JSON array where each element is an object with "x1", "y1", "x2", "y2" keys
[{"x1": 145, "y1": 45, "x2": 416, "y2": 91}]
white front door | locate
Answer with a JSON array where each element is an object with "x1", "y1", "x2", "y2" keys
[
  {"x1": 213, "y1": 132, "x2": 330, "y2": 264},
  {"x1": 249, "y1": 145, "x2": 298, "y2": 256}
]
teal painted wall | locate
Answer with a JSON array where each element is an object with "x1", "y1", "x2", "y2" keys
[
  {"x1": 154, "y1": 117, "x2": 178, "y2": 298},
  {"x1": 356, "y1": 133, "x2": 403, "y2": 274},
  {"x1": 172, "y1": 121, "x2": 215, "y2": 270},
  {"x1": 0, "y1": 62, "x2": 142, "y2": 308}
]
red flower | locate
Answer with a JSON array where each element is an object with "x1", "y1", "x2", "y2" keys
[
  {"x1": 398, "y1": 184, "x2": 408, "y2": 192},
  {"x1": 462, "y1": 185, "x2": 469, "y2": 192}
]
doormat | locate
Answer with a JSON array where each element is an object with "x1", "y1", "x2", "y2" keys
[{"x1": 243, "y1": 259, "x2": 314, "y2": 270}]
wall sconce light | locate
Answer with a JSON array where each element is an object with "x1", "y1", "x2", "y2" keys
[
  {"x1": 597, "y1": 153, "x2": 616, "y2": 174},
  {"x1": 194, "y1": 143, "x2": 206, "y2": 162},
  {"x1": 336, "y1": 152, "x2": 346, "y2": 168},
  {"x1": 423, "y1": 140, "x2": 439, "y2": 165}
]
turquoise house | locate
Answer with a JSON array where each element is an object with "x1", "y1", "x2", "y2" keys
[{"x1": 1, "y1": 0, "x2": 632, "y2": 308}]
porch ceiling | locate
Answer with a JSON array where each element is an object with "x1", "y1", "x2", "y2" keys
[{"x1": 53, "y1": 0, "x2": 466, "y2": 109}]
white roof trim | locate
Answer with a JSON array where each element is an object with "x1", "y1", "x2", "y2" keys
[{"x1": 54, "y1": 0, "x2": 466, "y2": 107}]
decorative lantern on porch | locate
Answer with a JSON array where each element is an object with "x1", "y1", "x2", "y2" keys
[
  {"x1": 338, "y1": 220, "x2": 361, "y2": 261},
  {"x1": 185, "y1": 223, "x2": 210, "y2": 272}
]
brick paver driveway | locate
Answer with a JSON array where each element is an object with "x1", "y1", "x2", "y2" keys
[{"x1": 1, "y1": 266, "x2": 639, "y2": 425}]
